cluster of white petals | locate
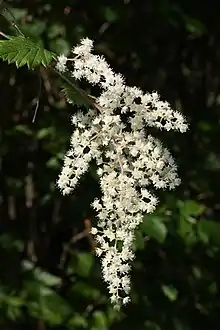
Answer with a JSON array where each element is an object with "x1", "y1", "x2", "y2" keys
[
  {"x1": 56, "y1": 54, "x2": 68, "y2": 73},
  {"x1": 56, "y1": 38, "x2": 188, "y2": 308}
]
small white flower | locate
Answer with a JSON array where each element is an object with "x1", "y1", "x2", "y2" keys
[
  {"x1": 92, "y1": 198, "x2": 102, "y2": 211},
  {"x1": 90, "y1": 227, "x2": 98, "y2": 235},
  {"x1": 56, "y1": 54, "x2": 68, "y2": 72},
  {"x1": 122, "y1": 296, "x2": 130, "y2": 305}
]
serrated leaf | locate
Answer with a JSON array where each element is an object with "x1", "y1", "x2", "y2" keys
[
  {"x1": 61, "y1": 82, "x2": 93, "y2": 107},
  {"x1": 0, "y1": 35, "x2": 55, "y2": 69}
]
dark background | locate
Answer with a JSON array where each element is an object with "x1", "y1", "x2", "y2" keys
[{"x1": 1, "y1": 0, "x2": 220, "y2": 329}]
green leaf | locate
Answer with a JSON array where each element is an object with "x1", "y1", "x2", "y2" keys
[
  {"x1": 178, "y1": 200, "x2": 205, "y2": 217},
  {"x1": 0, "y1": 35, "x2": 55, "y2": 69},
  {"x1": 68, "y1": 313, "x2": 88, "y2": 328},
  {"x1": 103, "y1": 7, "x2": 119, "y2": 22},
  {"x1": 34, "y1": 268, "x2": 61, "y2": 286},
  {"x1": 8, "y1": 8, "x2": 28, "y2": 20},
  {"x1": 141, "y1": 216, "x2": 167, "y2": 243},
  {"x1": 39, "y1": 289, "x2": 71, "y2": 324},
  {"x1": 162, "y1": 285, "x2": 178, "y2": 301},
  {"x1": 6, "y1": 305, "x2": 23, "y2": 320},
  {"x1": 73, "y1": 282, "x2": 100, "y2": 300},
  {"x1": 185, "y1": 18, "x2": 206, "y2": 37},
  {"x1": 36, "y1": 127, "x2": 55, "y2": 140},
  {"x1": 26, "y1": 283, "x2": 71, "y2": 325},
  {"x1": 5, "y1": 295, "x2": 24, "y2": 308},
  {"x1": 48, "y1": 23, "x2": 66, "y2": 39},
  {"x1": 92, "y1": 311, "x2": 108, "y2": 330},
  {"x1": 50, "y1": 38, "x2": 70, "y2": 55},
  {"x1": 46, "y1": 157, "x2": 60, "y2": 169},
  {"x1": 0, "y1": 234, "x2": 23, "y2": 251},
  {"x1": 21, "y1": 20, "x2": 47, "y2": 37},
  {"x1": 61, "y1": 82, "x2": 93, "y2": 107},
  {"x1": 22, "y1": 260, "x2": 35, "y2": 271},
  {"x1": 75, "y1": 252, "x2": 94, "y2": 277},
  {"x1": 198, "y1": 219, "x2": 220, "y2": 246},
  {"x1": 13, "y1": 124, "x2": 33, "y2": 136},
  {"x1": 178, "y1": 215, "x2": 197, "y2": 245},
  {"x1": 134, "y1": 230, "x2": 145, "y2": 250}
]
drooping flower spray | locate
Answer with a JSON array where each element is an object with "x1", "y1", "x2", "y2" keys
[{"x1": 56, "y1": 38, "x2": 188, "y2": 308}]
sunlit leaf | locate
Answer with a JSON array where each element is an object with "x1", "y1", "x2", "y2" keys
[{"x1": 0, "y1": 35, "x2": 55, "y2": 68}]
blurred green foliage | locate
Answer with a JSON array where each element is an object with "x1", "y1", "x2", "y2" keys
[{"x1": 0, "y1": 0, "x2": 220, "y2": 329}]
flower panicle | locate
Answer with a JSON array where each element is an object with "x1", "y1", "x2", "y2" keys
[{"x1": 56, "y1": 38, "x2": 188, "y2": 307}]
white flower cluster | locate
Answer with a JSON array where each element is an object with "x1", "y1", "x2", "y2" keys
[
  {"x1": 56, "y1": 38, "x2": 188, "y2": 308},
  {"x1": 56, "y1": 54, "x2": 68, "y2": 73}
]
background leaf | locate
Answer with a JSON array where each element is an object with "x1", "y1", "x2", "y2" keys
[
  {"x1": 140, "y1": 216, "x2": 167, "y2": 243},
  {"x1": 61, "y1": 82, "x2": 93, "y2": 107}
]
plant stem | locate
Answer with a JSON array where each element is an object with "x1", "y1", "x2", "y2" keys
[{"x1": 0, "y1": 31, "x2": 9, "y2": 39}]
